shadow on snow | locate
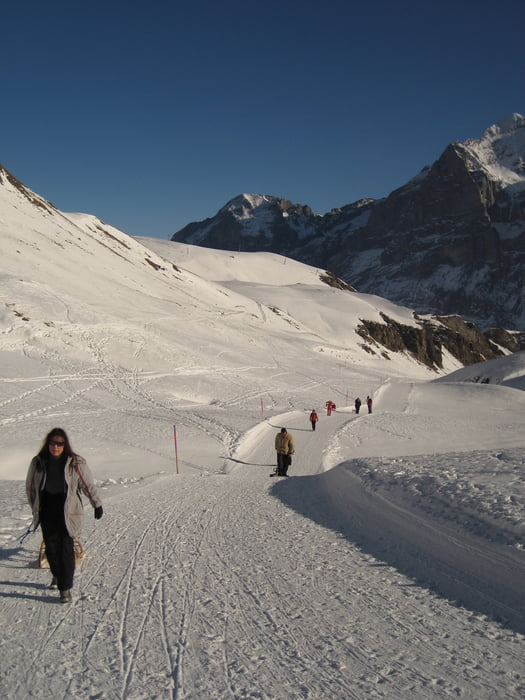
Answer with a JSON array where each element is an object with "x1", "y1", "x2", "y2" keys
[{"x1": 270, "y1": 461, "x2": 525, "y2": 636}]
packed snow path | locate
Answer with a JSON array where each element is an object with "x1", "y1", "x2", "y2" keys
[{"x1": 1, "y1": 409, "x2": 524, "y2": 699}]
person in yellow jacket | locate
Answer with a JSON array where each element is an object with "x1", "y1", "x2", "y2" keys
[{"x1": 274, "y1": 427, "x2": 295, "y2": 476}]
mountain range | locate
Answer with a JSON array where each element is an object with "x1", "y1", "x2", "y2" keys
[
  {"x1": 2, "y1": 159, "x2": 521, "y2": 373},
  {"x1": 0, "y1": 157, "x2": 524, "y2": 373},
  {"x1": 171, "y1": 114, "x2": 525, "y2": 332}
]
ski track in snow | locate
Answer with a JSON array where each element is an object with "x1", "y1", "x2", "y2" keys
[
  {"x1": 1, "y1": 395, "x2": 525, "y2": 698},
  {"x1": 1, "y1": 326, "x2": 525, "y2": 698},
  {"x1": 2, "y1": 472, "x2": 524, "y2": 699}
]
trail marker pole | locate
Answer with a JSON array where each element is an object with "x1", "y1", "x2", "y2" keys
[{"x1": 173, "y1": 424, "x2": 179, "y2": 474}]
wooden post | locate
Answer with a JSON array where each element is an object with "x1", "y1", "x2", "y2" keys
[{"x1": 173, "y1": 424, "x2": 179, "y2": 474}]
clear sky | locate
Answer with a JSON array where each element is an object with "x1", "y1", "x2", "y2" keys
[{"x1": 2, "y1": 0, "x2": 524, "y2": 239}]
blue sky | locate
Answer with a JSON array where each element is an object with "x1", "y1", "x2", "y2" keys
[{"x1": 2, "y1": 0, "x2": 524, "y2": 239}]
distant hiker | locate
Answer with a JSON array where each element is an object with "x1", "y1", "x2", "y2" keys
[
  {"x1": 367, "y1": 396, "x2": 373, "y2": 414},
  {"x1": 309, "y1": 410, "x2": 318, "y2": 431},
  {"x1": 26, "y1": 428, "x2": 103, "y2": 603},
  {"x1": 274, "y1": 427, "x2": 295, "y2": 476},
  {"x1": 355, "y1": 397, "x2": 361, "y2": 414}
]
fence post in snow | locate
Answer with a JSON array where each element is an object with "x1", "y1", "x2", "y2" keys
[{"x1": 173, "y1": 424, "x2": 179, "y2": 474}]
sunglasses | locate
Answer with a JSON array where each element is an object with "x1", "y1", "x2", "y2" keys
[{"x1": 50, "y1": 440, "x2": 65, "y2": 447}]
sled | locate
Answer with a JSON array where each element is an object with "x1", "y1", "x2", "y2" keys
[{"x1": 38, "y1": 539, "x2": 85, "y2": 568}]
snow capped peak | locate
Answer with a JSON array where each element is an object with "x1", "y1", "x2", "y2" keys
[
  {"x1": 219, "y1": 194, "x2": 316, "y2": 220},
  {"x1": 220, "y1": 193, "x2": 274, "y2": 218},
  {"x1": 487, "y1": 112, "x2": 525, "y2": 137},
  {"x1": 463, "y1": 112, "x2": 525, "y2": 184},
  {"x1": 240, "y1": 193, "x2": 274, "y2": 209}
]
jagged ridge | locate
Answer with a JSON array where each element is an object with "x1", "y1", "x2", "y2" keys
[{"x1": 171, "y1": 114, "x2": 525, "y2": 331}]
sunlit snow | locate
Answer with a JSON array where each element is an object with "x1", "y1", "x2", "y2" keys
[{"x1": 1, "y1": 171, "x2": 524, "y2": 699}]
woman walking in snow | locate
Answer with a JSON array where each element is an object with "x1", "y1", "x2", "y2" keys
[
  {"x1": 26, "y1": 428, "x2": 103, "y2": 603},
  {"x1": 309, "y1": 410, "x2": 319, "y2": 431}
]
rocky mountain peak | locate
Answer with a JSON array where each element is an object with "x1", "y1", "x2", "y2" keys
[
  {"x1": 172, "y1": 115, "x2": 525, "y2": 331},
  {"x1": 219, "y1": 193, "x2": 317, "y2": 220},
  {"x1": 464, "y1": 112, "x2": 525, "y2": 183},
  {"x1": 483, "y1": 112, "x2": 525, "y2": 139}
]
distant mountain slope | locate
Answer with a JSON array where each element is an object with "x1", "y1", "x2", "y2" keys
[
  {"x1": 0, "y1": 161, "x2": 511, "y2": 377},
  {"x1": 171, "y1": 114, "x2": 525, "y2": 331},
  {"x1": 138, "y1": 238, "x2": 511, "y2": 371}
]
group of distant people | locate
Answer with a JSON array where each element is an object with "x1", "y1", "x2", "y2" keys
[
  {"x1": 354, "y1": 396, "x2": 373, "y2": 414},
  {"x1": 273, "y1": 395, "x2": 374, "y2": 476}
]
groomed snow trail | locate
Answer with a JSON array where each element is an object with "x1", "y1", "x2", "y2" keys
[{"x1": 1, "y1": 410, "x2": 524, "y2": 699}]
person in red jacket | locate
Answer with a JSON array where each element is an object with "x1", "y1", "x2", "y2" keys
[
  {"x1": 309, "y1": 410, "x2": 319, "y2": 431},
  {"x1": 367, "y1": 396, "x2": 373, "y2": 413}
]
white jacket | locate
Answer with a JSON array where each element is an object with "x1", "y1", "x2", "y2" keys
[{"x1": 26, "y1": 454, "x2": 102, "y2": 539}]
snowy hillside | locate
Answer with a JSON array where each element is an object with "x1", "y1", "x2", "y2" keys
[{"x1": 1, "y1": 167, "x2": 525, "y2": 698}]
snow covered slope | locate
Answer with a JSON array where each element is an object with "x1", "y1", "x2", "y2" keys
[{"x1": 1, "y1": 164, "x2": 525, "y2": 699}]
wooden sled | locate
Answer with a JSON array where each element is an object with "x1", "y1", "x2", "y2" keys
[{"x1": 38, "y1": 539, "x2": 85, "y2": 568}]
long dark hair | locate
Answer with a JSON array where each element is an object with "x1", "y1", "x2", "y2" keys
[{"x1": 37, "y1": 427, "x2": 75, "y2": 460}]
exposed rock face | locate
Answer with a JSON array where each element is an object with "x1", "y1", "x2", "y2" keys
[
  {"x1": 484, "y1": 328, "x2": 525, "y2": 352},
  {"x1": 356, "y1": 313, "x2": 505, "y2": 372},
  {"x1": 172, "y1": 114, "x2": 525, "y2": 331},
  {"x1": 335, "y1": 122, "x2": 525, "y2": 330}
]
